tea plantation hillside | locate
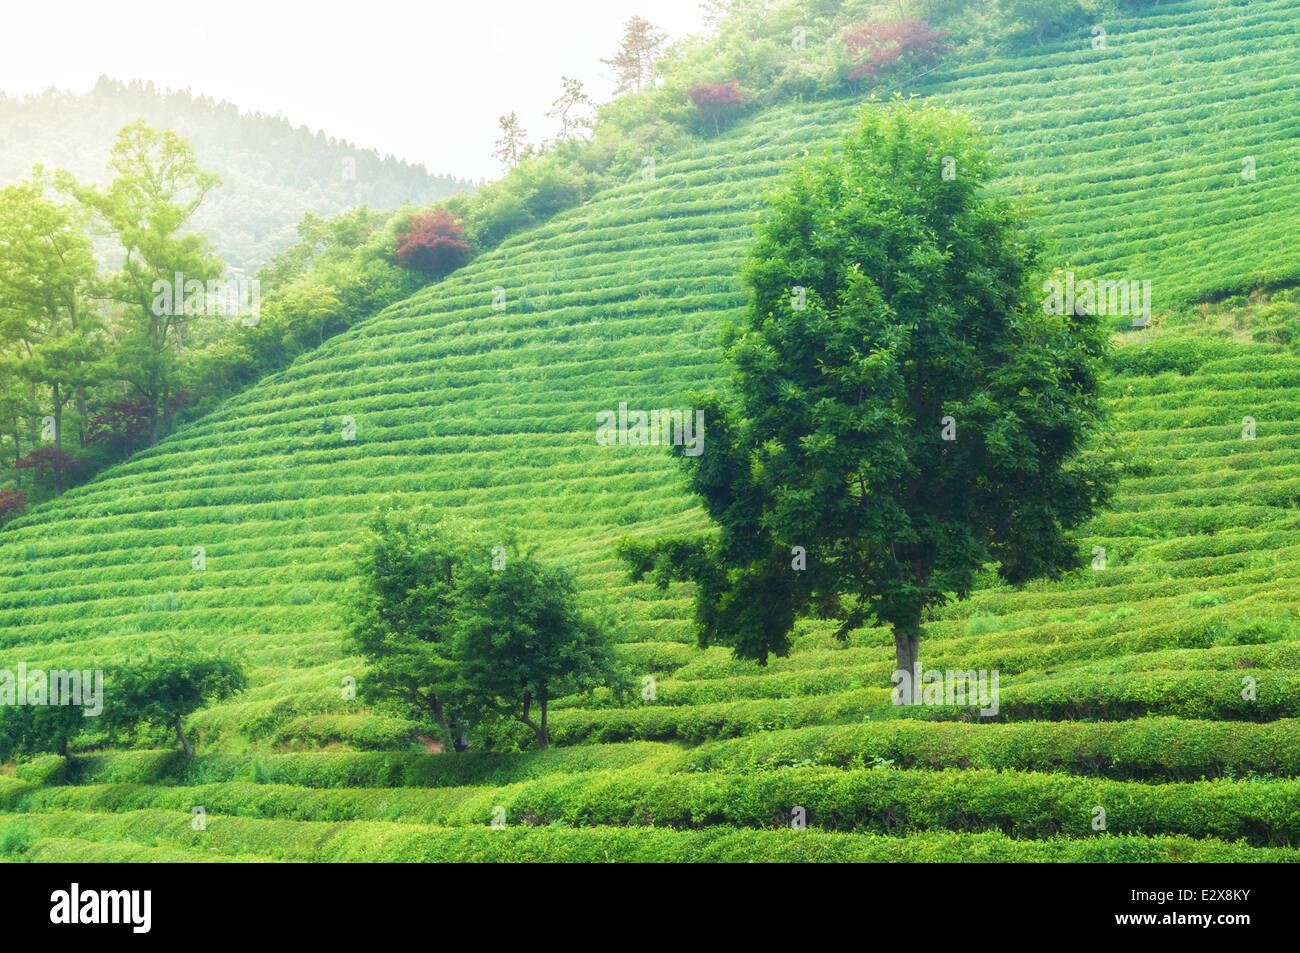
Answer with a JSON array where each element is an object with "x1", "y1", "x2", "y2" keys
[{"x1": 2, "y1": 0, "x2": 1300, "y2": 861}]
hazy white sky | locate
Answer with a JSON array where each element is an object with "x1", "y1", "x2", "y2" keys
[{"x1": 0, "y1": 0, "x2": 710, "y2": 182}]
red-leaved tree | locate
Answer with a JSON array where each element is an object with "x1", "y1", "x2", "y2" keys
[
  {"x1": 87, "y1": 398, "x2": 155, "y2": 455},
  {"x1": 841, "y1": 19, "x2": 951, "y2": 82},
  {"x1": 14, "y1": 447, "x2": 89, "y2": 494},
  {"x1": 87, "y1": 391, "x2": 193, "y2": 457},
  {"x1": 394, "y1": 209, "x2": 473, "y2": 277},
  {"x1": 686, "y1": 81, "x2": 750, "y2": 136},
  {"x1": 0, "y1": 489, "x2": 25, "y2": 525}
]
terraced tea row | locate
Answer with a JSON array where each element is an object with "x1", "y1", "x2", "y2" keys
[{"x1": 11, "y1": 811, "x2": 1290, "y2": 863}]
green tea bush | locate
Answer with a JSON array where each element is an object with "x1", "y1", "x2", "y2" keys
[{"x1": 1110, "y1": 337, "x2": 1243, "y2": 377}]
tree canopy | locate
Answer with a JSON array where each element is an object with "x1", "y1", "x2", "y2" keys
[
  {"x1": 619, "y1": 98, "x2": 1116, "y2": 698},
  {"x1": 345, "y1": 508, "x2": 472, "y2": 742},
  {"x1": 345, "y1": 509, "x2": 621, "y2": 749},
  {"x1": 106, "y1": 647, "x2": 249, "y2": 755},
  {"x1": 454, "y1": 554, "x2": 623, "y2": 748}
]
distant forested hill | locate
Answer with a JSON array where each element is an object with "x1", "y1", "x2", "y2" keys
[{"x1": 0, "y1": 76, "x2": 474, "y2": 272}]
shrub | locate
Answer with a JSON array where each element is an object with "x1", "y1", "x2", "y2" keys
[
  {"x1": 0, "y1": 488, "x2": 25, "y2": 525},
  {"x1": 0, "y1": 819, "x2": 36, "y2": 858},
  {"x1": 14, "y1": 754, "x2": 69, "y2": 786},
  {"x1": 1109, "y1": 336, "x2": 1241, "y2": 376},
  {"x1": 686, "y1": 82, "x2": 750, "y2": 135},
  {"x1": 840, "y1": 19, "x2": 951, "y2": 82},
  {"x1": 394, "y1": 208, "x2": 473, "y2": 277}
]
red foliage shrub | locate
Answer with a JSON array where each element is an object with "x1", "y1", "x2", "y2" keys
[
  {"x1": 686, "y1": 81, "x2": 750, "y2": 134},
  {"x1": 87, "y1": 391, "x2": 193, "y2": 453},
  {"x1": 841, "y1": 19, "x2": 951, "y2": 81},
  {"x1": 87, "y1": 398, "x2": 153, "y2": 452},
  {"x1": 0, "y1": 488, "x2": 25, "y2": 524},
  {"x1": 394, "y1": 208, "x2": 473, "y2": 277},
  {"x1": 14, "y1": 447, "x2": 89, "y2": 490}
]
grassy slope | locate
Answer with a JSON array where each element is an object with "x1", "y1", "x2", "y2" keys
[{"x1": 2, "y1": 0, "x2": 1300, "y2": 860}]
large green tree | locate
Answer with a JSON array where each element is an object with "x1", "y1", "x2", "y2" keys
[
  {"x1": 619, "y1": 98, "x2": 1115, "y2": 700},
  {"x1": 66, "y1": 120, "x2": 222, "y2": 446},
  {"x1": 0, "y1": 169, "x2": 101, "y2": 488}
]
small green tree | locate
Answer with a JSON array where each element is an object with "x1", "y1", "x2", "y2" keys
[
  {"x1": 547, "y1": 76, "x2": 595, "y2": 143},
  {"x1": 345, "y1": 508, "x2": 475, "y2": 745},
  {"x1": 492, "y1": 113, "x2": 529, "y2": 171},
  {"x1": 993, "y1": 0, "x2": 1094, "y2": 46},
  {"x1": 618, "y1": 98, "x2": 1115, "y2": 700},
  {"x1": 453, "y1": 555, "x2": 622, "y2": 749},
  {"x1": 0, "y1": 703, "x2": 91, "y2": 761},
  {"x1": 108, "y1": 649, "x2": 248, "y2": 755}
]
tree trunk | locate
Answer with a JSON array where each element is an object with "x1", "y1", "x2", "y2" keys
[
  {"x1": 10, "y1": 425, "x2": 21, "y2": 491},
  {"x1": 51, "y1": 384, "x2": 63, "y2": 493},
  {"x1": 539, "y1": 692, "x2": 549, "y2": 749},
  {"x1": 75, "y1": 387, "x2": 88, "y2": 448},
  {"x1": 176, "y1": 719, "x2": 194, "y2": 757},
  {"x1": 149, "y1": 401, "x2": 160, "y2": 447},
  {"x1": 519, "y1": 691, "x2": 548, "y2": 749},
  {"x1": 893, "y1": 617, "x2": 922, "y2": 705},
  {"x1": 433, "y1": 698, "x2": 450, "y2": 736}
]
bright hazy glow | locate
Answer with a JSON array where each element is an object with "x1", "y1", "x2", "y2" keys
[{"x1": 0, "y1": 0, "x2": 710, "y2": 182}]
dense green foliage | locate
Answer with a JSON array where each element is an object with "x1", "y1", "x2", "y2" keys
[
  {"x1": 454, "y1": 554, "x2": 624, "y2": 747},
  {"x1": 620, "y1": 99, "x2": 1114, "y2": 679},
  {"x1": 345, "y1": 509, "x2": 622, "y2": 748},
  {"x1": 106, "y1": 649, "x2": 249, "y2": 755},
  {"x1": 186, "y1": 206, "x2": 439, "y2": 420},
  {"x1": 0, "y1": 152, "x2": 457, "y2": 512}
]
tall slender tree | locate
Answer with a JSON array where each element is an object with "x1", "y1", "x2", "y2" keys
[
  {"x1": 492, "y1": 113, "x2": 529, "y2": 171},
  {"x1": 546, "y1": 77, "x2": 595, "y2": 143},
  {"x1": 0, "y1": 169, "x2": 101, "y2": 489},
  {"x1": 601, "y1": 17, "x2": 668, "y2": 94},
  {"x1": 64, "y1": 120, "x2": 222, "y2": 446}
]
